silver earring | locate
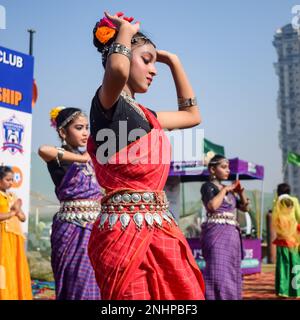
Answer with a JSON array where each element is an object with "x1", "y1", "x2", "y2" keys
[{"x1": 62, "y1": 139, "x2": 67, "y2": 146}]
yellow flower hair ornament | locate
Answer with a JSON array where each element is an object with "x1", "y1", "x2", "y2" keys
[{"x1": 50, "y1": 106, "x2": 65, "y2": 128}]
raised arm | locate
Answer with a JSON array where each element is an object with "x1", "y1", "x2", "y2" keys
[
  {"x1": 98, "y1": 12, "x2": 140, "y2": 109},
  {"x1": 156, "y1": 51, "x2": 201, "y2": 130},
  {"x1": 38, "y1": 145, "x2": 90, "y2": 163}
]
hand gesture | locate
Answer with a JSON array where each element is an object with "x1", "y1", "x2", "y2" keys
[
  {"x1": 104, "y1": 11, "x2": 140, "y2": 36},
  {"x1": 232, "y1": 180, "x2": 244, "y2": 194},
  {"x1": 156, "y1": 50, "x2": 178, "y2": 65},
  {"x1": 224, "y1": 181, "x2": 239, "y2": 193},
  {"x1": 9, "y1": 209, "x2": 17, "y2": 217},
  {"x1": 11, "y1": 198, "x2": 22, "y2": 212}
]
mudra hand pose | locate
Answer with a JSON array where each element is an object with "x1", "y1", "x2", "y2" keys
[
  {"x1": 200, "y1": 155, "x2": 249, "y2": 300},
  {"x1": 87, "y1": 11, "x2": 205, "y2": 300}
]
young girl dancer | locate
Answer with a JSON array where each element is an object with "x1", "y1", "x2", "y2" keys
[
  {"x1": 39, "y1": 107, "x2": 102, "y2": 300},
  {"x1": 87, "y1": 11, "x2": 205, "y2": 300},
  {"x1": 200, "y1": 155, "x2": 249, "y2": 300}
]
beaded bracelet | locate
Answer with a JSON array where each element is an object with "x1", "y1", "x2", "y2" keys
[{"x1": 108, "y1": 43, "x2": 132, "y2": 60}]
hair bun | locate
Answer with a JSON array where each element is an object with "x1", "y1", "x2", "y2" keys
[{"x1": 50, "y1": 106, "x2": 66, "y2": 128}]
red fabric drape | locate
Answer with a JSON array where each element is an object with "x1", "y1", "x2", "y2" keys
[{"x1": 87, "y1": 104, "x2": 205, "y2": 300}]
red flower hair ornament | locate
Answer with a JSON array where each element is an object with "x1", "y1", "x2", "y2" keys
[{"x1": 95, "y1": 12, "x2": 135, "y2": 45}]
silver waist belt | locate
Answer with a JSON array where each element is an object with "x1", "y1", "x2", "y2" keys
[
  {"x1": 206, "y1": 212, "x2": 238, "y2": 226},
  {"x1": 98, "y1": 191, "x2": 177, "y2": 231},
  {"x1": 98, "y1": 210, "x2": 178, "y2": 231},
  {"x1": 57, "y1": 199, "x2": 101, "y2": 224}
]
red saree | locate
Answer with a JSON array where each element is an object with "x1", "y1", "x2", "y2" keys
[{"x1": 87, "y1": 104, "x2": 205, "y2": 300}]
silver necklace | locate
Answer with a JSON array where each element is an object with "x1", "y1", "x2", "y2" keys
[{"x1": 120, "y1": 91, "x2": 148, "y2": 122}]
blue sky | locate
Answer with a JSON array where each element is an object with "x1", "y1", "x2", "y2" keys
[{"x1": 0, "y1": 0, "x2": 298, "y2": 192}]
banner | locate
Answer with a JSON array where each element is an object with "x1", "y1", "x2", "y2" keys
[
  {"x1": 0, "y1": 45, "x2": 34, "y2": 235},
  {"x1": 187, "y1": 238, "x2": 262, "y2": 275}
]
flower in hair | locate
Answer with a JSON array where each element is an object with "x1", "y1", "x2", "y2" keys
[
  {"x1": 204, "y1": 151, "x2": 215, "y2": 166},
  {"x1": 95, "y1": 17, "x2": 117, "y2": 44},
  {"x1": 50, "y1": 106, "x2": 65, "y2": 128}
]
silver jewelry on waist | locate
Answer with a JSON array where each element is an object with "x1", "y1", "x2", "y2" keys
[
  {"x1": 206, "y1": 211, "x2": 239, "y2": 226},
  {"x1": 98, "y1": 210, "x2": 178, "y2": 231},
  {"x1": 103, "y1": 191, "x2": 166, "y2": 205},
  {"x1": 56, "y1": 200, "x2": 101, "y2": 225},
  {"x1": 98, "y1": 191, "x2": 178, "y2": 231}
]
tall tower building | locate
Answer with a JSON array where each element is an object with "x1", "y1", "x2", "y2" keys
[{"x1": 273, "y1": 24, "x2": 300, "y2": 198}]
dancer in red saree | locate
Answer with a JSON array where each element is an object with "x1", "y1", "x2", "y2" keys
[{"x1": 88, "y1": 11, "x2": 205, "y2": 300}]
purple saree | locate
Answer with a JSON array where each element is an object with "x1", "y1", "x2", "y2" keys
[
  {"x1": 200, "y1": 184, "x2": 243, "y2": 300},
  {"x1": 51, "y1": 161, "x2": 102, "y2": 300}
]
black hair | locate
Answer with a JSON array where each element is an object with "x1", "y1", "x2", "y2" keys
[
  {"x1": 93, "y1": 23, "x2": 156, "y2": 68},
  {"x1": 277, "y1": 183, "x2": 291, "y2": 196},
  {"x1": 56, "y1": 107, "x2": 82, "y2": 130},
  {"x1": 0, "y1": 166, "x2": 13, "y2": 180},
  {"x1": 208, "y1": 155, "x2": 227, "y2": 170}
]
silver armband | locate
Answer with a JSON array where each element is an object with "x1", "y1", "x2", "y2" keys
[
  {"x1": 108, "y1": 43, "x2": 132, "y2": 60},
  {"x1": 56, "y1": 147, "x2": 65, "y2": 167},
  {"x1": 178, "y1": 97, "x2": 198, "y2": 109}
]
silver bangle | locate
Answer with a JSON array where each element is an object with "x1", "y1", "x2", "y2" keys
[
  {"x1": 56, "y1": 147, "x2": 65, "y2": 166},
  {"x1": 178, "y1": 97, "x2": 197, "y2": 109},
  {"x1": 108, "y1": 43, "x2": 132, "y2": 60}
]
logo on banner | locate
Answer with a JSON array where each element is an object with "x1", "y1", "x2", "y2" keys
[
  {"x1": 11, "y1": 166, "x2": 23, "y2": 188},
  {"x1": 247, "y1": 162, "x2": 257, "y2": 174},
  {"x1": 1, "y1": 115, "x2": 24, "y2": 154}
]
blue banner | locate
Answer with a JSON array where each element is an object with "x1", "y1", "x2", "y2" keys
[{"x1": 0, "y1": 46, "x2": 34, "y2": 114}]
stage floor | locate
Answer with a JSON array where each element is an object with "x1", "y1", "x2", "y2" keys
[
  {"x1": 32, "y1": 264, "x2": 300, "y2": 300},
  {"x1": 243, "y1": 264, "x2": 300, "y2": 300}
]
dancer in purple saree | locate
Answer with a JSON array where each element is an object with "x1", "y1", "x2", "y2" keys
[
  {"x1": 200, "y1": 155, "x2": 249, "y2": 300},
  {"x1": 39, "y1": 107, "x2": 102, "y2": 300}
]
